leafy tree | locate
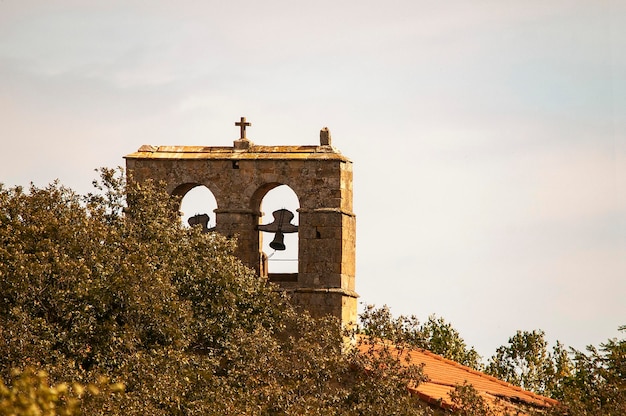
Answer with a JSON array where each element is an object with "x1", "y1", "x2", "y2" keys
[
  {"x1": 349, "y1": 335, "x2": 430, "y2": 416},
  {"x1": 486, "y1": 326, "x2": 626, "y2": 415},
  {"x1": 485, "y1": 330, "x2": 571, "y2": 396},
  {"x1": 0, "y1": 368, "x2": 123, "y2": 416},
  {"x1": 19, "y1": 169, "x2": 626, "y2": 415},
  {"x1": 447, "y1": 383, "x2": 498, "y2": 416},
  {"x1": 358, "y1": 304, "x2": 427, "y2": 347},
  {"x1": 0, "y1": 169, "x2": 431, "y2": 415},
  {"x1": 547, "y1": 326, "x2": 626, "y2": 416},
  {"x1": 421, "y1": 316, "x2": 481, "y2": 369},
  {"x1": 359, "y1": 305, "x2": 481, "y2": 370}
]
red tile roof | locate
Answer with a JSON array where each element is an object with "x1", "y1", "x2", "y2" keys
[{"x1": 358, "y1": 338, "x2": 559, "y2": 415}]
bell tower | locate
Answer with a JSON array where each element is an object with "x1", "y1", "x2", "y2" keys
[{"x1": 124, "y1": 118, "x2": 357, "y2": 326}]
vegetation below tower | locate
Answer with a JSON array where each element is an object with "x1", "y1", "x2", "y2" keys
[{"x1": 0, "y1": 168, "x2": 623, "y2": 415}]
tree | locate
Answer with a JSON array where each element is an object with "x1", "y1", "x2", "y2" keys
[
  {"x1": 485, "y1": 330, "x2": 571, "y2": 396},
  {"x1": 0, "y1": 169, "x2": 431, "y2": 415},
  {"x1": 0, "y1": 368, "x2": 123, "y2": 416},
  {"x1": 359, "y1": 305, "x2": 482, "y2": 370},
  {"x1": 447, "y1": 383, "x2": 498, "y2": 416},
  {"x1": 421, "y1": 315, "x2": 481, "y2": 370},
  {"x1": 548, "y1": 326, "x2": 626, "y2": 416}
]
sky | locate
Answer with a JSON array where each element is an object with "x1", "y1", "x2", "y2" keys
[{"x1": 1, "y1": 0, "x2": 624, "y2": 358}]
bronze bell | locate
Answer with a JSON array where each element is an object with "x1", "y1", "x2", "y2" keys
[
  {"x1": 269, "y1": 231, "x2": 286, "y2": 251},
  {"x1": 188, "y1": 213, "x2": 210, "y2": 233},
  {"x1": 258, "y1": 209, "x2": 297, "y2": 251}
]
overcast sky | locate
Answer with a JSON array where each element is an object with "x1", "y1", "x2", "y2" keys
[{"x1": 1, "y1": 0, "x2": 624, "y2": 358}]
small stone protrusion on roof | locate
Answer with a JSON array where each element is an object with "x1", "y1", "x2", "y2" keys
[
  {"x1": 233, "y1": 138, "x2": 252, "y2": 150},
  {"x1": 320, "y1": 127, "x2": 332, "y2": 146},
  {"x1": 137, "y1": 144, "x2": 158, "y2": 152}
]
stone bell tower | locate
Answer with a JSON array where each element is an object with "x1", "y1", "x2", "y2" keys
[{"x1": 124, "y1": 118, "x2": 357, "y2": 326}]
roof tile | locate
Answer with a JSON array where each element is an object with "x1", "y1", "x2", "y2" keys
[{"x1": 358, "y1": 338, "x2": 558, "y2": 415}]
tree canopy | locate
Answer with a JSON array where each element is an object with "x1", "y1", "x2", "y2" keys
[
  {"x1": 0, "y1": 169, "x2": 432, "y2": 415},
  {"x1": 0, "y1": 169, "x2": 623, "y2": 415},
  {"x1": 358, "y1": 305, "x2": 481, "y2": 370},
  {"x1": 485, "y1": 329, "x2": 626, "y2": 415}
]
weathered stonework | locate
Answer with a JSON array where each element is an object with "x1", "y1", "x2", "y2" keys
[{"x1": 124, "y1": 127, "x2": 358, "y2": 327}]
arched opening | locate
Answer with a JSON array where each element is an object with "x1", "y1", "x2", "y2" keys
[
  {"x1": 257, "y1": 184, "x2": 299, "y2": 280},
  {"x1": 176, "y1": 184, "x2": 218, "y2": 232}
]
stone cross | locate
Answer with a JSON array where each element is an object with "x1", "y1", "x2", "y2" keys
[{"x1": 235, "y1": 117, "x2": 251, "y2": 140}]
